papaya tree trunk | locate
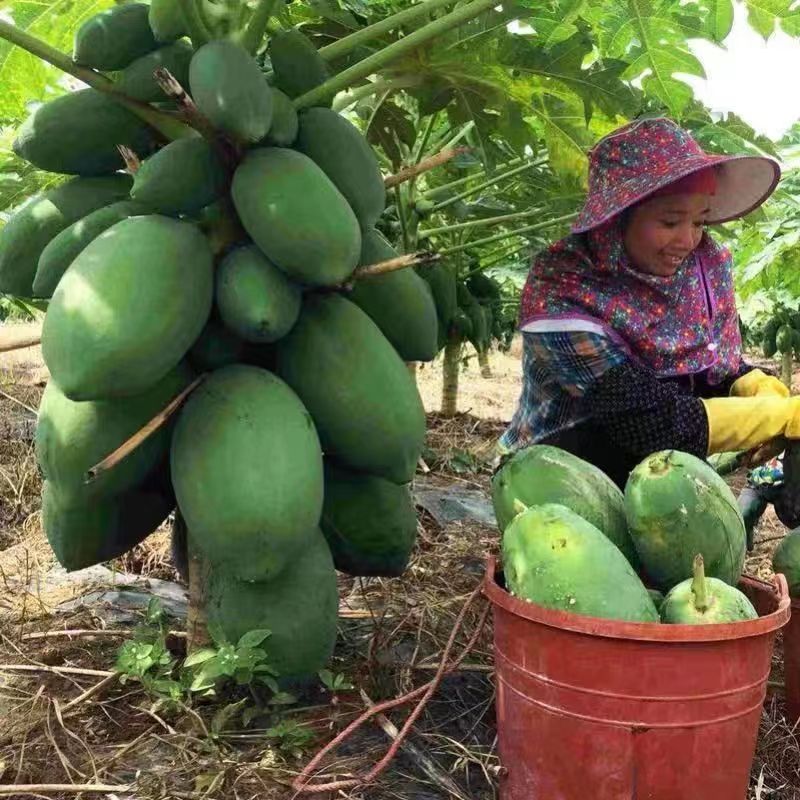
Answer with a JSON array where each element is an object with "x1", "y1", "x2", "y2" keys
[
  {"x1": 442, "y1": 339, "x2": 461, "y2": 417},
  {"x1": 187, "y1": 547, "x2": 211, "y2": 650},
  {"x1": 782, "y1": 351, "x2": 793, "y2": 390},
  {"x1": 478, "y1": 349, "x2": 492, "y2": 378}
]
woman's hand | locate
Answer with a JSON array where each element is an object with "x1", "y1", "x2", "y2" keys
[
  {"x1": 703, "y1": 395, "x2": 800, "y2": 454},
  {"x1": 730, "y1": 368, "x2": 790, "y2": 399}
]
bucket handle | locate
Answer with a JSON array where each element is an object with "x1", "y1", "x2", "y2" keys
[{"x1": 774, "y1": 572, "x2": 789, "y2": 604}]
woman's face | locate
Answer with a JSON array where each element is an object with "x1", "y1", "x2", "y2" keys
[{"x1": 622, "y1": 193, "x2": 711, "y2": 277}]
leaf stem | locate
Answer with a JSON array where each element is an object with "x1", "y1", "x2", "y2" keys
[
  {"x1": 332, "y1": 77, "x2": 420, "y2": 111},
  {"x1": 0, "y1": 21, "x2": 193, "y2": 142},
  {"x1": 419, "y1": 208, "x2": 545, "y2": 239},
  {"x1": 318, "y1": 0, "x2": 457, "y2": 62},
  {"x1": 293, "y1": 0, "x2": 500, "y2": 109},
  {"x1": 179, "y1": 0, "x2": 212, "y2": 46},
  {"x1": 241, "y1": 0, "x2": 281, "y2": 54},
  {"x1": 438, "y1": 212, "x2": 577, "y2": 256},
  {"x1": 431, "y1": 158, "x2": 544, "y2": 212}
]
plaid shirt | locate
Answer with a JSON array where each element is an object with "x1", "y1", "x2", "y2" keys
[{"x1": 499, "y1": 330, "x2": 627, "y2": 451}]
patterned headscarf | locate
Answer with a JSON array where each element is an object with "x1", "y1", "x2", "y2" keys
[{"x1": 518, "y1": 220, "x2": 742, "y2": 382}]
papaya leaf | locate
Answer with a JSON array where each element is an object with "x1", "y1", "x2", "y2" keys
[
  {"x1": 0, "y1": 0, "x2": 116, "y2": 124},
  {"x1": 585, "y1": 0, "x2": 713, "y2": 117},
  {"x1": 498, "y1": 30, "x2": 640, "y2": 122},
  {"x1": 741, "y1": 0, "x2": 800, "y2": 38}
]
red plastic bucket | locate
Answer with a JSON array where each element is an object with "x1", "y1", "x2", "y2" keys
[
  {"x1": 484, "y1": 556, "x2": 790, "y2": 800},
  {"x1": 783, "y1": 597, "x2": 800, "y2": 724}
]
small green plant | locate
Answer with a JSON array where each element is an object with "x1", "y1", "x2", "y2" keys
[
  {"x1": 318, "y1": 668, "x2": 354, "y2": 693},
  {"x1": 264, "y1": 718, "x2": 317, "y2": 759},
  {"x1": 114, "y1": 598, "x2": 291, "y2": 728}
]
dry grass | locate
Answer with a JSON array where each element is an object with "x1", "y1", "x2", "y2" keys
[{"x1": 1, "y1": 335, "x2": 799, "y2": 798}]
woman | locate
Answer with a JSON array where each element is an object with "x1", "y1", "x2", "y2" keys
[{"x1": 500, "y1": 116, "x2": 795, "y2": 488}]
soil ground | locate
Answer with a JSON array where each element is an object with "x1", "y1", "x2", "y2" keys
[{"x1": 0, "y1": 324, "x2": 798, "y2": 799}]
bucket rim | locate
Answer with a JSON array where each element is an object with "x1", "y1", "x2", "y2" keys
[{"x1": 483, "y1": 555, "x2": 791, "y2": 642}]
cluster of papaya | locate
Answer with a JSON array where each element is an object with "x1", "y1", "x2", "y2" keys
[
  {"x1": 492, "y1": 446, "x2": 758, "y2": 625},
  {"x1": 761, "y1": 311, "x2": 800, "y2": 359},
  {"x1": 1, "y1": 2, "x2": 445, "y2": 683},
  {"x1": 419, "y1": 264, "x2": 511, "y2": 359}
]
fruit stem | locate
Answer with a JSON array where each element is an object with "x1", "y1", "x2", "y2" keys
[
  {"x1": 782, "y1": 350, "x2": 793, "y2": 390},
  {"x1": 691, "y1": 554, "x2": 710, "y2": 612},
  {"x1": 241, "y1": 0, "x2": 281, "y2": 54},
  {"x1": 438, "y1": 213, "x2": 578, "y2": 257},
  {"x1": 318, "y1": 0, "x2": 457, "y2": 62},
  {"x1": 419, "y1": 207, "x2": 546, "y2": 240},
  {"x1": 0, "y1": 21, "x2": 193, "y2": 142},
  {"x1": 179, "y1": 0, "x2": 213, "y2": 47},
  {"x1": 187, "y1": 547, "x2": 211, "y2": 650},
  {"x1": 292, "y1": 0, "x2": 500, "y2": 109},
  {"x1": 442, "y1": 337, "x2": 462, "y2": 417}
]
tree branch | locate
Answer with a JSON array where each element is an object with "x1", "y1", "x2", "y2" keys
[
  {"x1": 385, "y1": 146, "x2": 469, "y2": 189},
  {"x1": 352, "y1": 251, "x2": 440, "y2": 280},
  {"x1": 86, "y1": 375, "x2": 205, "y2": 482}
]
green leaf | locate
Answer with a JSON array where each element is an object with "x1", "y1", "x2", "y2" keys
[
  {"x1": 183, "y1": 648, "x2": 218, "y2": 668},
  {"x1": 236, "y1": 629, "x2": 271, "y2": 650},
  {"x1": 0, "y1": 0, "x2": 116, "y2": 124},
  {"x1": 211, "y1": 698, "x2": 247, "y2": 736}
]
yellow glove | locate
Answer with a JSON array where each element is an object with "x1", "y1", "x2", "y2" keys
[
  {"x1": 702, "y1": 396, "x2": 800, "y2": 454},
  {"x1": 730, "y1": 369, "x2": 790, "y2": 398}
]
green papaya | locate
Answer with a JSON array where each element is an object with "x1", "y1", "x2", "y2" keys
[
  {"x1": 624, "y1": 450, "x2": 747, "y2": 591},
  {"x1": 73, "y1": 3, "x2": 158, "y2": 70},
  {"x1": 321, "y1": 462, "x2": 417, "y2": 577},
  {"x1": 171, "y1": 365, "x2": 324, "y2": 582},
  {"x1": 188, "y1": 318, "x2": 250, "y2": 372},
  {"x1": 42, "y1": 477, "x2": 174, "y2": 571},
  {"x1": 492, "y1": 444, "x2": 639, "y2": 568},
  {"x1": 42, "y1": 216, "x2": 213, "y2": 400},
  {"x1": 349, "y1": 229, "x2": 438, "y2": 362},
  {"x1": 295, "y1": 108, "x2": 385, "y2": 229},
  {"x1": 148, "y1": 0, "x2": 186, "y2": 41},
  {"x1": 502, "y1": 503, "x2": 659, "y2": 623},
  {"x1": 131, "y1": 136, "x2": 227, "y2": 215},
  {"x1": 276, "y1": 294, "x2": 426, "y2": 484},
  {"x1": 34, "y1": 200, "x2": 147, "y2": 298},
  {"x1": 116, "y1": 41, "x2": 193, "y2": 101},
  {"x1": 0, "y1": 175, "x2": 132, "y2": 297},
  {"x1": 36, "y1": 362, "x2": 193, "y2": 504},
  {"x1": 762, "y1": 317, "x2": 781, "y2": 358},
  {"x1": 13, "y1": 89, "x2": 156, "y2": 176},
  {"x1": 263, "y1": 88, "x2": 298, "y2": 146},
  {"x1": 206, "y1": 530, "x2": 338, "y2": 685},
  {"x1": 467, "y1": 273, "x2": 501, "y2": 300},
  {"x1": 232, "y1": 148, "x2": 361, "y2": 286},
  {"x1": 419, "y1": 263, "x2": 457, "y2": 328},
  {"x1": 269, "y1": 28, "x2": 331, "y2": 104},
  {"x1": 772, "y1": 530, "x2": 800, "y2": 598},
  {"x1": 215, "y1": 245, "x2": 302, "y2": 343},
  {"x1": 737, "y1": 486, "x2": 768, "y2": 550},
  {"x1": 189, "y1": 40, "x2": 273, "y2": 143},
  {"x1": 777, "y1": 324, "x2": 795, "y2": 354},
  {"x1": 660, "y1": 554, "x2": 757, "y2": 624}
]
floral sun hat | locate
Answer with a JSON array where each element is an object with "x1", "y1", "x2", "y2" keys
[{"x1": 572, "y1": 117, "x2": 781, "y2": 234}]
